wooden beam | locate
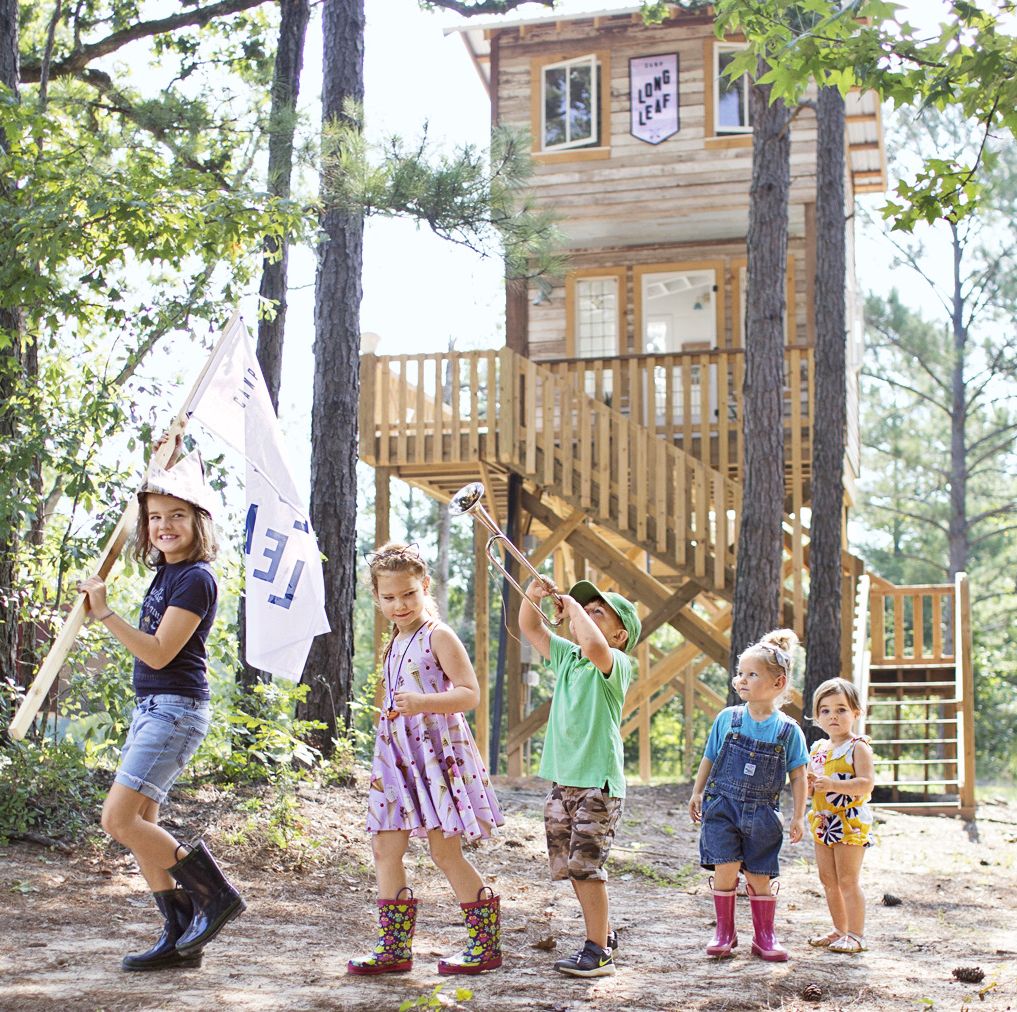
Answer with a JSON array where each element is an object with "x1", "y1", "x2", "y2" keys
[
  {"x1": 505, "y1": 477, "x2": 524, "y2": 776},
  {"x1": 637, "y1": 581, "x2": 700, "y2": 644},
  {"x1": 474, "y1": 519, "x2": 490, "y2": 764},
  {"x1": 956, "y1": 572, "x2": 976, "y2": 815},
  {"x1": 621, "y1": 655, "x2": 715, "y2": 738},
  {"x1": 373, "y1": 468, "x2": 391, "y2": 677},
  {"x1": 523, "y1": 491, "x2": 731, "y2": 665},
  {"x1": 637, "y1": 640, "x2": 651, "y2": 783},
  {"x1": 529, "y1": 508, "x2": 586, "y2": 570},
  {"x1": 478, "y1": 459, "x2": 502, "y2": 531}
]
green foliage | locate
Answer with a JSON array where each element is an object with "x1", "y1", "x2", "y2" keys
[
  {"x1": 701, "y1": 0, "x2": 1017, "y2": 230},
  {"x1": 399, "y1": 985, "x2": 473, "y2": 1012},
  {"x1": 199, "y1": 679, "x2": 325, "y2": 785},
  {"x1": 320, "y1": 103, "x2": 565, "y2": 284},
  {"x1": 0, "y1": 739, "x2": 108, "y2": 844},
  {"x1": 857, "y1": 107, "x2": 1017, "y2": 778}
]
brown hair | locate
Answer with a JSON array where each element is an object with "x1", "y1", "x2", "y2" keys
[
  {"x1": 367, "y1": 542, "x2": 439, "y2": 662},
  {"x1": 811, "y1": 677, "x2": 864, "y2": 719},
  {"x1": 132, "y1": 493, "x2": 218, "y2": 568}
]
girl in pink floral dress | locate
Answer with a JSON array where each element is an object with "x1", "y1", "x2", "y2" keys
[{"x1": 347, "y1": 543, "x2": 504, "y2": 978}]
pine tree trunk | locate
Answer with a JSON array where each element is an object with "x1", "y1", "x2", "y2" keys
[
  {"x1": 728, "y1": 69, "x2": 791, "y2": 692},
  {"x1": 0, "y1": 0, "x2": 23, "y2": 698},
  {"x1": 239, "y1": 0, "x2": 310, "y2": 694},
  {"x1": 948, "y1": 220, "x2": 968, "y2": 579},
  {"x1": 296, "y1": 0, "x2": 365, "y2": 754},
  {"x1": 804, "y1": 86, "x2": 846, "y2": 738}
]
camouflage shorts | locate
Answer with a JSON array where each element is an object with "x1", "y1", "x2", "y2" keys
[{"x1": 543, "y1": 783, "x2": 624, "y2": 882}]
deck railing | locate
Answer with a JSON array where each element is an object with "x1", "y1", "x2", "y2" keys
[
  {"x1": 869, "y1": 579, "x2": 956, "y2": 666},
  {"x1": 860, "y1": 573, "x2": 975, "y2": 815},
  {"x1": 542, "y1": 346, "x2": 814, "y2": 477},
  {"x1": 361, "y1": 348, "x2": 743, "y2": 590},
  {"x1": 359, "y1": 346, "x2": 814, "y2": 479}
]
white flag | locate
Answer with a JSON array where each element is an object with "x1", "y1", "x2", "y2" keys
[{"x1": 186, "y1": 313, "x2": 330, "y2": 680}]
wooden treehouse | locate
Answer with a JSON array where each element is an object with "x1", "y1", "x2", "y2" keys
[{"x1": 360, "y1": 6, "x2": 975, "y2": 816}]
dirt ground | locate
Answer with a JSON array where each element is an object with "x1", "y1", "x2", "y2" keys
[{"x1": 1, "y1": 775, "x2": 1015, "y2": 1012}]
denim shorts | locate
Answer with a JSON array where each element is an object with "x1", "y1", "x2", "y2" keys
[
  {"x1": 698, "y1": 793, "x2": 785, "y2": 878},
  {"x1": 115, "y1": 694, "x2": 211, "y2": 804}
]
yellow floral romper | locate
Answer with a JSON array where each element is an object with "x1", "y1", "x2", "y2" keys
[{"x1": 807, "y1": 737, "x2": 874, "y2": 848}]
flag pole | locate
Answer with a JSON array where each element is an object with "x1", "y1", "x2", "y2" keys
[{"x1": 7, "y1": 311, "x2": 243, "y2": 741}]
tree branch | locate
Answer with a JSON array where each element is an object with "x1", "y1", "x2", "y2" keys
[
  {"x1": 112, "y1": 266, "x2": 219, "y2": 389},
  {"x1": 421, "y1": 0, "x2": 554, "y2": 15},
  {"x1": 861, "y1": 368, "x2": 949, "y2": 414},
  {"x1": 20, "y1": 0, "x2": 270, "y2": 83},
  {"x1": 970, "y1": 522, "x2": 1017, "y2": 549},
  {"x1": 865, "y1": 502, "x2": 949, "y2": 534},
  {"x1": 967, "y1": 502, "x2": 1017, "y2": 530},
  {"x1": 71, "y1": 69, "x2": 231, "y2": 186}
]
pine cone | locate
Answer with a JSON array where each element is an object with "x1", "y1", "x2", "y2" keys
[
  {"x1": 802, "y1": 983, "x2": 824, "y2": 1002},
  {"x1": 952, "y1": 966, "x2": 985, "y2": 984},
  {"x1": 882, "y1": 892, "x2": 903, "y2": 906}
]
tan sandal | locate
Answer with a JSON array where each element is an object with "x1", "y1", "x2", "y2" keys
[
  {"x1": 829, "y1": 932, "x2": 867, "y2": 954},
  {"x1": 808, "y1": 929, "x2": 843, "y2": 948}
]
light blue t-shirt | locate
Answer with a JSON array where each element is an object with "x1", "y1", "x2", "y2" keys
[{"x1": 704, "y1": 706, "x2": 809, "y2": 772}]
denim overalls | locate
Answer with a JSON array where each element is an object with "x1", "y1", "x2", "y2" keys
[{"x1": 699, "y1": 707, "x2": 794, "y2": 877}]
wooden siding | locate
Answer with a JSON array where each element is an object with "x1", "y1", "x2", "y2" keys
[
  {"x1": 494, "y1": 18, "x2": 819, "y2": 248},
  {"x1": 529, "y1": 239, "x2": 812, "y2": 361}
]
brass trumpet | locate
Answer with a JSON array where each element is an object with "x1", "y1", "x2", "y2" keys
[{"x1": 449, "y1": 481, "x2": 563, "y2": 628}]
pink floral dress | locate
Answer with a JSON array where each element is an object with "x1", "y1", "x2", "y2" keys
[{"x1": 366, "y1": 621, "x2": 503, "y2": 841}]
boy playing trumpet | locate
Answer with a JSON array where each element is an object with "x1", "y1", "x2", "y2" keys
[{"x1": 519, "y1": 578, "x2": 640, "y2": 978}]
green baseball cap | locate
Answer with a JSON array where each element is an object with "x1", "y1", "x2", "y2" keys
[{"x1": 568, "y1": 580, "x2": 641, "y2": 654}]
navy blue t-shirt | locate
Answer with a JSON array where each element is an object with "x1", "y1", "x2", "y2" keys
[{"x1": 132, "y1": 561, "x2": 218, "y2": 700}]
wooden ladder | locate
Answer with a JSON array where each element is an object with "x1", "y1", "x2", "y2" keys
[{"x1": 857, "y1": 573, "x2": 975, "y2": 817}]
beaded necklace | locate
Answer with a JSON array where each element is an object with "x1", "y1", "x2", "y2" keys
[{"x1": 384, "y1": 621, "x2": 428, "y2": 719}]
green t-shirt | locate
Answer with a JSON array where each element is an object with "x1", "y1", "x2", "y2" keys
[{"x1": 538, "y1": 633, "x2": 633, "y2": 798}]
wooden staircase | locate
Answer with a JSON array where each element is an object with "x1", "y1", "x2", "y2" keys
[
  {"x1": 360, "y1": 348, "x2": 973, "y2": 808},
  {"x1": 855, "y1": 573, "x2": 976, "y2": 817}
]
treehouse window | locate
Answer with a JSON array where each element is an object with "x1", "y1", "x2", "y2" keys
[
  {"x1": 715, "y1": 43, "x2": 753, "y2": 134},
  {"x1": 576, "y1": 277, "x2": 620, "y2": 357},
  {"x1": 542, "y1": 55, "x2": 601, "y2": 151}
]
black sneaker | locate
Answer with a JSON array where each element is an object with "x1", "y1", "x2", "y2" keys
[
  {"x1": 554, "y1": 940, "x2": 616, "y2": 978},
  {"x1": 607, "y1": 930, "x2": 619, "y2": 952}
]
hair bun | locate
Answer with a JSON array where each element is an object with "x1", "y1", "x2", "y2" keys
[{"x1": 761, "y1": 628, "x2": 798, "y2": 655}]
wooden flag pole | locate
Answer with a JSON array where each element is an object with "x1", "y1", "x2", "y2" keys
[{"x1": 7, "y1": 312, "x2": 241, "y2": 741}]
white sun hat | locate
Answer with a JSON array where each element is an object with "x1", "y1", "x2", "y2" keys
[{"x1": 140, "y1": 450, "x2": 218, "y2": 518}]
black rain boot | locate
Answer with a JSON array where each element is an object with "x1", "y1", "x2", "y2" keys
[
  {"x1": 168, "y1": 840, "x2": 246, "y2": 956},
  {"x1": 122, "y1": 888, "x2": 203, "y2": 972}
]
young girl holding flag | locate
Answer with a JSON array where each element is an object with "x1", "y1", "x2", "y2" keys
[{"x1": 78, "y1": 438, "x2": 244, "y2": 971}]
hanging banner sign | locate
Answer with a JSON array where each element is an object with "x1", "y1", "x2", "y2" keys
[{"x1": 629, "y1": 54, "x2": 679, "y2": 144}]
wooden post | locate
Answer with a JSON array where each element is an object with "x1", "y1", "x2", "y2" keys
[
  {"x1": 684, "y1": 664, "x2": 696, "y2": 779},
  {"x1": 373, "y1": 467, "x2": 391, "y2": 680},
  {"x1": 638, "y1": 639, "x2": 652, "y2": 783},
  {"x1": 8, "y1": 312, "x2": 243, "y2": 741},
  {"x1": 955, "y1": 571, "x2": 976, "y2": 816},
  {"x1": 505, "y1": 476, "x2": 524, "y2": 776},
  {"x1": 474, "y1": 518, "x2": 490, "y2": 764}
]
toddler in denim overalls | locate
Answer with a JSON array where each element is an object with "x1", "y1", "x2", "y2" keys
[{"x1": 689, "y1": 630, "x2": 808, "y2": 961}]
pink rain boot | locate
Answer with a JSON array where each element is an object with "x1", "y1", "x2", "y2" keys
[
  {"x1": 706, "y1": 879, "x2": 738, "y2": 957},
  {"x1": 747, "y1": 882, "x2": 788, "y2": 962}
]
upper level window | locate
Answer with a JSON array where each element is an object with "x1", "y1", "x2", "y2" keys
[
  {"x1": 715, "y1": 43, "x2": 753, "y2": 134},
  {"x1": 542, "y1": 54, "x2": 601, "y2": 151}
]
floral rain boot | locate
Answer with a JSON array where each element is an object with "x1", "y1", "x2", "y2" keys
[
  {"x1": 706, "y1": 878, "x2": 738, "y2": 957},
  {"x1": 747, "y1": 882, "x2": 788, "y2": 962},
  {"x1": 347, "y1": 887, "x2": 419, "y2": 976},
  {"x1": 437, "y1": 887, "x2": 502, "y2": 975}
]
